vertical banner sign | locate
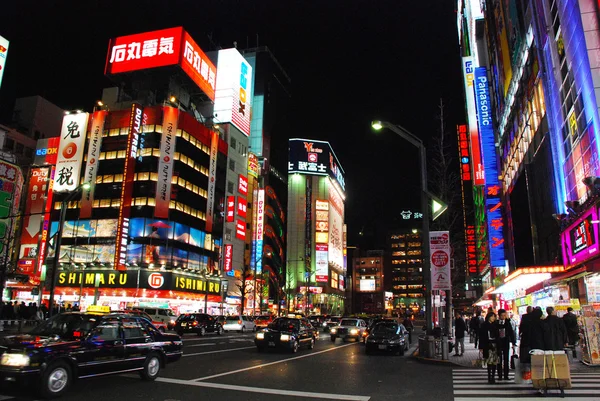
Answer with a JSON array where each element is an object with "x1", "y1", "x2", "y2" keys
[
  {"x1": 0, "y1": 160, "x2": 21, "y2": 278},
  {"x1": 465, "y1": 225, "x2": 477, "y2": 274},
  {"x1": 248, "y1": 153, "x2": 259, "y2": 178},
  {"x1": 462, "y1": 57, "x2": 485, "y2": 186},
  {"x1": 224, "y1": 244, "x2": 233, "y2": 272},
  {"x1": 54, "y1": 112, "x2": 90, "y2": 192},
  {"x1": 315, "y1": 200, "x2": 329, "y2": 282},
  {"x1": 38, "y1": 167, "x2": 55, "y2": 280},
  {"x1": 238, "y1": 175, "x2": 248, "y2": 196},
  {"x1": 473, "y1": 186, "x2": 490, "y2": 272},
  {"x1": 0, "y1": 35, "x2": 9, "y2": 90},
  {"x1": 114, "y1": 103, "x2": 143, "y2": 271},
  {"x1": 226, "y1": 196, "x2": 235, "y2": 222},
  {"x1": 457, "y1": 125, "x2": 472, "y2": 181},
  {"x1": 475, "y1": 67, "x2": 506, "y2": 268},
  {"x1": 430, "y1": 231, "x2": 451, "y2": 291},
  {"x1": 255, "y1": 189, "x2": 265, "y2": 274},
  {"x1": 237, "y1": 196, "x2": 247, "y2": 218},
  {"x1": 206, "y1": 131, "x2": 219, "y2": 232},
  {"x1": 80, "y1": 110, "x2": 108, "y2": 218},
  {"x1": 155, "y1": 106, "x2": 179, "y2": 218}
]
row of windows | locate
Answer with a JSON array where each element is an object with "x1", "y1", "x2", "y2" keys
[
  {"x1": 230, "y1": 136, "x2": 248, "y2": 157},
  {"x1": 93, "y1": 173, "x2": 208, "y2": 199},
  {"x1": 390, "y1": 234, "x2": 420, "y2": 240},
  {"x1": 357, "y1": 259, "x2": 381, "y2": 264},
  {"x1": 391, "y1": 285, "x2": 424, "y2": 290},
  {"x1": 392, "y1": 291, "x2": 424, "y2": 298},
  {"x1": 104, "y1": 126, "x2": 211, "y2": 157},
  {"x1": 3, "y1": 139, "x2": 34, "y2": 158},
  {"x1": 391, "y1": 259, "x2": 422, "y2": 265},
  {"x1": 392, "y1": 276, "x2": 423, "y2": 282}
]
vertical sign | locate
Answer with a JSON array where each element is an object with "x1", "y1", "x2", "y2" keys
[
  {"x1": 54, "y1": 112, "x2": 89, "y2": 192},
  {"x1": 235, "y1": 220, "x2": 246, "y2": 241},
  {"x1": 248, "y1": 153, "x2": 259, "y2": 178},
  {"x1": 205, "y1": 131, "x2": 219, "y2": 232},
  {"x1": 224, "y1": 244, "x2": 233, "y2": 272},
  {"x1": 0, "y1": 161, "x2": 21, "y2": 278},
  {"x1": 465, "y1": 225, "x2": 477, "y2": 274},
  {"x1": 81, "y1": 110, "x2": 108, "y2": 218},
  {"x1": 457, "y1": 125, "x2": 471, "y2": 181},
  {"x1": 475, "y1": 67, "x2": 505, "y2": 268},
  {"x1": 238, "y1": 174, "x2": 248, "y2": 196},
  {"x1": 37, "y1": 167, "x2": 54, "y2": 280},
  {"x1": 226, "y1": 196, "x2": 235, "y2": 222},
  {"x1": 237, "y1": 196, "x2": 247, "y2": 218},
  {"x1": 315, "y1": 200, "x2": 329, "y2": 282},
  {"x1": 255, "y1": 189, "x2": 265, "y2": 274},
  {"x1": 430, "y1": 231, "x2": 451, "y2": 290},
  {"x1": 114, "y1": 103, "x2": 143, "y2": 271},
  {"x1": 0, "y1": 35, "x2": 8, "y2": 90},
  {"x1": 155, "y1": 106, "x2": 179, "y2": 218},
  {"x1": 462, "y1": 57, "x2": 484, "y2": 186}
]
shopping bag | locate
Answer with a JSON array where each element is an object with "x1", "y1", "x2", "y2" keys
[
  {"x1": 472, "y1": 358, "x2": 484, "y2": 368},
  {"x1": 511, "y1": 353, "x2": 518, "y2": 369}
]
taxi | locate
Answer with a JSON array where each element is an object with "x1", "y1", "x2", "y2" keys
[{"x1": 0, "y1": 310, "x2": 182, "y2": 398}]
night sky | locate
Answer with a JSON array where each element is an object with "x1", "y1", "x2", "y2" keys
[{"x1": 0, "y1": 0, "x2": 464, "y2": 249}]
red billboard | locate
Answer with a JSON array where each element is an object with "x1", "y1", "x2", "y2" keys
[
  {"x1": 457, "y1": 125, "x2": 472, "y2": 182},
  {"x1": 238, "y1": 174, "x2": 248, "y2": 196},
  {"x1": 237, "y1": 196, "x2": 247, "y2": 218},
  {"x1": 224, "y1": 244, "x2": 233, "y2": 272},
  {"x1": 114, "y1": 104, "x2": 143, "y2": 271},
  {"x1": 236, "y1": 219, "x2": 246, "y2": 241},
  {"x1": 105, "y1": 27, "x2": 216, "y2": 101},
  {"x1": 226, "y1": 196, "x2": 235, "y2": 222}
]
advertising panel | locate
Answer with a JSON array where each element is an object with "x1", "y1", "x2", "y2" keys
[
  {"x1": 457, "y1": 125, "x2": 472, "y2": 181},
  {"x1": 155, "y1": 106, "x2": 179, "y2": 218},
  {"x1": 236, "y1": 220, "x2": 246, "y2": 241},
  {"x1": 114, "y1": 104, "x2": 143, "y2": 271},
  {"x1": 430, "y1": 231, "x2": 451, "y2": 291},
  {"x1": 238, "y1": 174, "x2": 248, "y2": 196},
  {"x1": 255, "y1": 189, "x2": 265, "y2": 274},
  {"x1": 0, "y1": 160, "x2": 21, "y2": 278},
  {"x1": 226, "y1": 196, "x2": 235, "y2": 222},
  {"x1": 105, "y1": 27, "x2": 216, "y2": 100},
  {"x1": 224, "y1": 244, "x2": 233, "y2": 272},
  {"x1": 33, "y1": 137, "x2": 60, "y2": 166},
  {"x1": 237, "y1": 196, "x2": 247, "y2": 218},
  {"x1": 465, "y1": 225, "x2": 477, "y2": 274},
  {"x1": 54, "y1": 112, "x2": 89, "y2": 192},
  {"x1": 561, "y1": 206, "x2": 600, "y2": 268},
  {"x1": 205, "y1": 131, "x2": 219, "y2": 232},
  {"x1": 214, "y1": 48, "x2": 253, "y2": 136},
  {"x1": 462, "y1": 57, "x2": 484, "y2": 186},
  {"x1": 360, "y1": 279, "x2": 376, "y2": 292},
  {"x1": 288, "y1": 139, "x2": 345, "y2": 192},
  {"x1": 315, "y1": 244, "x2": 328, "y2": 283},
  {"x1": 81, "y1": 110, "x2": 108, "y2": 218},
  {"x1": 0, "y1": 36, "x2": 8, "y2": 89},
  {"x1": 328, "y1": 187, "x2": 344, "y2": 269},
  {"x1": 248, "y1": 153, "x2": 259, "y2": 177},
  {"x1": 475, "y1": 67, "x2": 506, "y2": 268},
  {"x1": 338, "y1": 275, "x2": 345, "y2": 291}
]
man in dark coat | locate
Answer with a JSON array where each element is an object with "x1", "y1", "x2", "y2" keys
[
  {"x1": 519, "y1": 306, "x2": 533, "y2": 363},
  {"x1": 453, "y1": 311, "x2": 467, "y2": 356},
  {"x1": 562, "y1": 307, "x2": 579, "y2": 346},
  {"x1": 470, "y1": 311, "x2": 483, "y2": 348},
  {"x1": 496, "y1": 309, "x2": 517, "y2": 380},
  {"x1": 544, "y1": 306, "x2": 567, "y2": 351}
]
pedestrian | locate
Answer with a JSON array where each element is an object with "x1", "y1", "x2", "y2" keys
[
  {"x1": 453, "y1": 311, "x2": 467, "y2": 356},
  {"x1": 562, "y1": 307, "x2": 579, "y2": 346},
  {"x1": 470, "y1": 311, "x2": 483, "y2": 348},
  {"x1": 402, "y1": 316, "x2": 414, "y2": 344},
  {"x1": 479, "y1": 312, "x2": 500, "y2": 384},
  {"x1": 519, "y1": 306, "x2": 534, "y2": 363},
  {"x1": 543, "y1": 306, "x2": 567, "y2": 351},
  {"x1": 496, "y1": 309, "x2": 517, "y2": 381}
]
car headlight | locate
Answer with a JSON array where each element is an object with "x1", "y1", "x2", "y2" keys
[
  {"x1": 1, "y1": 354, "x2": 30, "y2": 367},
  {"x1": 350, "y1": 329, "x2": 358, "y2": 335},
  {"x1": 170, "y1": 320, "x2": 176, "y2": 325},
  {"x1": 389, "y1": 338, "x2": 401, "y2": 344},
  {"x1": 256, "y1": 332, "x2": 265, "y2": 340},
  {"x1": 322, "y1": 322, "x2": 327, "y2": 327},
  {"x1": 280, "y1": 334, "x2": 291, "y2": 341},
  {"x1": 330, "y1": 328, "x2": 337, "y2": 334}
]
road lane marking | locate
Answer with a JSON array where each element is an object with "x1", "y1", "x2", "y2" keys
[
  {"x1": 183, "y1": 346, "x2": 255, "y2": 357},
  {"x1": 155, "y1": 377, "x2": 370, "y2": 400},
  {"x1": 186, "y1": 343, "x2": 217, "y2": 348},
  {"x1": 193, "y1": 342, "x2": 357, "y2": 381}
]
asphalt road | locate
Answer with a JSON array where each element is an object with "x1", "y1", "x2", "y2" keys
[{"x1": 0, "y1": 330, "x2": 454, "y2": 401}]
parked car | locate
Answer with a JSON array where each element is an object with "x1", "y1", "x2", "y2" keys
[
  {"x1": 254, "y1": 315, "x2": 274, "y2": 330},
  {"x1": 322, "y1": 316, "x2": 342, "y2": 333},
  {"x1": 308, "y1": 315, "x2": 326, "y2": 329},
  {"x1": 133, "y1": 307, "x2": 178, "y2": 330},
  {"x1": 223, "y1": 315, "x2": 256, "y2": 333},
  {"x1": 255, "y1": 317, "x2": 316, "y2": 353},
  {"x1": 365, "y1": 321, "x2": 410, "y2": 355},
  {"x1": 0, "y1": 312, "x2": 182, "y2": 398},
  {"x1": 114, "y1": 310, "x2": 168, "y2": 332},
  {"x1": 330, "y1": 318, "x2": 367, "y2": 342},
  {"x1": 363, "y1": 318, "x2": 397, "y2": 342},
  {"x1": 175, "y1": 313, "x2": 223, "y2": 336}
]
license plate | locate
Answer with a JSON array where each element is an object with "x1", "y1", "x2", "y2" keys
[
  {"x1": 268, "y1": 341, "x2": 275, "y2": 347},
  {"x1": 378, "y1": 345, "x2": 387, "y2": 350},
  {"x1": 181, "y1": 323, "x2": 187, "y2": 327}
]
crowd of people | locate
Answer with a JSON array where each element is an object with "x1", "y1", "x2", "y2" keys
[
  {"x1": 0, "y1": 301, "x2": 81, "y2": 322},
  {"x1": 453, "y1": 306, "x2": 580, "y2": 384}
]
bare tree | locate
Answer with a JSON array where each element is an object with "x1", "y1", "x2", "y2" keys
[{"x1": 236, "y1": 264, "x2": 254, "y2": 315}]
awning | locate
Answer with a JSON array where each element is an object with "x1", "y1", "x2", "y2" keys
[
  {"x1": 492, "y1": 266, "x2": 565, "y2": 295},
  {"x1": 548, "y1": 265, "x2": 589, "y2": 285}
]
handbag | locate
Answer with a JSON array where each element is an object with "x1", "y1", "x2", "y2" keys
[{"x1": 511, "y1": 353, "x2": 518, "y2": 370}]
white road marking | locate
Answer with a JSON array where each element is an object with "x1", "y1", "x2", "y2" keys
[
  {"x1": 155, "y1": 377, "x2": 370, "y2": 400},
  {"x1": 193, "y1": 342, "x2": 358, "y2": 381},
  {"x1": 183, "y1": 346, "x2": 255, "y2": 357},
  {"x1": 186, "y1": 343, "x2": 217, "y2": 348}
]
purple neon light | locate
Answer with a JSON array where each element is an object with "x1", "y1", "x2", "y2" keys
[{"x1": 561, "y1": 205, "x2": 599, "y2": 268}]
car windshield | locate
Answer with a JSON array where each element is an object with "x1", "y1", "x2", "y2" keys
[
  {"x1": 340, "y1": 319, "x2": 358, "y2": 326},
  {"x1": 269, "y1": 318, "x2": 300, "y2": 331},
  {"x1": 329, "y1": 317, "x2": 341, "y2": 323},
  {"x1": 29, "y1": 314, "x2": 99, "y2": 339},
  {"x1": 255, "y1": 316, "x2": 271, "y2": 322},
  {"x1": 373, "y1": 323, "x2": 399, "y2": 335},
  {"x1": 164, "y1": 309, "x2": 176, "y2": 317},
  {"x1": 226, "y1": 316, "x2": 240, "y2": 321}
]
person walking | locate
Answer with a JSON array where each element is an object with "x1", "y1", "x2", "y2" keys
[
  {"x1": 519, "y1": 306, "x2": 534, "y2": 363},
  {"x1": 454, "y1": 311, "x2": 467, "y2": 356},
  {"x1": 471, "y1": 311, "x2": 483, "y2": 348},
  {"x1": 403, "y1": 316, "x2": 414, "y2": 344},
  {"x1": 479, "y1": 312, "x2": 500, "y2": 384},
  {"x1": 562, "y1": 307, "x2": 579, "y2": 346},
  {"x1": 496, "y1": 309, "x2": 517, "y2": 381},
  {"x1": 543, "y1": 306, "x2": 567, "y2": 351}
]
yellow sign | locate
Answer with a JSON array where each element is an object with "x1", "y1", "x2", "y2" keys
[{"x1": 86, "y1": 305, "x2": 111, "y2": 314}]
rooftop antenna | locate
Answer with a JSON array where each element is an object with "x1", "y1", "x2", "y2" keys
[{"x1": 233, "y1": 41, "x2": 237, "y2": 49}]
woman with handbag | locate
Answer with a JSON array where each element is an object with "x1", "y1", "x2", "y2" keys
[{"x1": 479, "y1": 311, "x2": 500, "y2": 384}]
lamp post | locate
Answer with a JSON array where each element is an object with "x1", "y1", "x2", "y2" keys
[
  {"x1": 371, "y1": 120, "x2": 433, "y2": 333},
  {"x1": 47, "y1": 182, "x2": 90, "y2": 318},
  {"x1": 202, "y1": 271, "x2": 221, "y2": 314}
]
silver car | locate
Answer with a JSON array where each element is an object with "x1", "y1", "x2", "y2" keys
[
  {"x1": 223, "y1": 315, "x2": 256, "y2": 333},
  {"x1": 330, "y1": 318, "x2": 367, "y2": 342}
]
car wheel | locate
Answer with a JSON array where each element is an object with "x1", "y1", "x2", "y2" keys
[
  {"x1": 198, "y1": 327, "x2": 206, "y2": 336},
  {"x1": 309, "y1": 337, "x2": 315, "y2": 349},
  {"x1": 330, "y1": 336, "x2": 336, "y2": 342},
  {"x1": 39, "y1": 360, "x2": 72, "y2": 398},
  {"x1": 291, "y1": 340, "x2": 299, "y2": 353},
  {"x1": 241, "y1": 326, "x2": 246, "y2": 334},
  {"x1": 217, "y1": 326, "x2": 223, "y2": 335},
  {"x1": 140, "y1": 353, "x2": 161, "y2": 381}
]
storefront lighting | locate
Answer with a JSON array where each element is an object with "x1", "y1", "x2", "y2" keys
[{"x1": 484, "y1": 286, "x2": 496, "y2": 295}]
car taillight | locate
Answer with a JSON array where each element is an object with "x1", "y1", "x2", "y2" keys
[
  {"x1": 192, "y1": 321, "x2": 198, "y2": 326},
  {"x1": 238, "y1": 320, "x2": 242, "y2": 325}
]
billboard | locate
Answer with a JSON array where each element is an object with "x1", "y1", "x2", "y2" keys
[
  {"x1": 430, "y1": 231, "x2": 451, "y2": 291},
  {"x1": 54, "y1": 112, "x2": 89, "y2": 192},
  {"x1": 288, "y1": 139, "x2": 346, "y2": 193},
  {"x1": 226, "y1": 196, "x2": 235, "y2": 222},
  {"x1": 114, "y1": 104, "x2": 143, "y2": 271},
  {"x1": 205, "y1": 131, "x2": 219, "y2": 232},
  {"x1": 236, "y1": 220, "x2": 246, "y2": 241},
  {"x1": 475, "y1": 67, "x2": 506, "y2": 268},
  {"x1": 0, "y1": 160, "x2": 22, "y2": 278},
  {"x1": 0, "y1": 35, "x2": 8, "y2": 89},
  {"x1": 105, "y1": 27, "x2": 216, "y2": 100},
  {"x1": 254, "y1": 189, "x2": 265, "y2": 274},
  {"x1": 561, "y1": 205, "x2": 600, "y2": 268},
  {"x1": 33, "y1": 137, "x2": 60, "y2": 166},
  {"x1": 238, "y1": 174, "x2": 248, "y2": 196},
  {"x1": 237, "y1": 196, "x2": 247, "y2": 218},
  {"x1": 457, "y1": 125, "x2": 471, "y2": 181},
  {"x1": 248, "y1": 153, "x2": 259, "y2": 177},
  {"x1": 214, "y1": 48, "x2": 253, "y2": 136},
  {"x1": 81, "y1": 110, "x2": 108, "y2": 218},
  {"x1": 328, "y1": 186, "x2": 344, "y2": 269},
  {"x1": 315, "y1": 244, "x2": 328, "y2": 283},
  {"x1": 359, "y1": 279, "x2": 376, "y2": 292},
  {"x1": 224, "y1": 244, "x2": 233, "y2": 272},
  {"x1": 462, "y1": 57, "x2": 484, "y2": 186},
  {"x1": 155, "y1": 106, "x2": 179, "y2": 218}
]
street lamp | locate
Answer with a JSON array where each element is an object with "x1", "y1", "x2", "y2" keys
[
  {"x1": 371, "y1": 120, "x2": 433, "y2": 333},
  {"x1": 47, "y1": 182, "x2": 90, "y2": 318}
]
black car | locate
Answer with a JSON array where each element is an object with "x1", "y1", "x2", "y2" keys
[
  {"x1": 322, "y1": 316, "x2": 341, "y2": 333},
  {"x1": 308, "y1": 315, "x2": 325, "y2": 329},
  {"x1": 363, "y1": 318, "x2": 397, "y2": 342},
  {"x1": 365, "y1": 321, "x2": 410, "y2": 355},
  {"x1": 254, "y1": 317, "x2": 316, "y2": 353},
  {"x1": 0, "y1": 312, "x2": 182, "y2": 398},
  {"x1": 175, "y1": 313, "x2": 223, "y2": 336}
]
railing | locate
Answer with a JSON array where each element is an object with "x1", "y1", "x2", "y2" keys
[{"x1": 0, "y1": 319, "x2": 41, "y2": 333}]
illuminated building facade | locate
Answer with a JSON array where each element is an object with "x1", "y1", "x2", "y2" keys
[{"x1": 352, "y1": 251, "x2": 385, "y2": 314}]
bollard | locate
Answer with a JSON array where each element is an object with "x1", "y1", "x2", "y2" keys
[
  {"x1": 441, "y1": 335, "x2": 449, "y2": 360},
  {"x1": 419, "y1": 337, "x2": 428, "y2": 357},
  {"x1": 426, "y1": 335, "x2": 435, "y2": 358}
]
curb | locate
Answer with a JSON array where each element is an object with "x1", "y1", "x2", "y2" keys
[{"x1": 412, "y1": 347, "x2": 462, "y2": 367}]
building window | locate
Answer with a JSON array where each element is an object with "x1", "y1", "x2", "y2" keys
[
  {"x1": 391, "y1": 260, "x2": 406, "y2": 265},
  {"x1": 390, "y1": 234, "x2": 406, "y2": 240},
  {"x1": 227, "y1": 181, "x2": 234, "y2": 194},
  {"x1": 408, "y1": 242, "x2": 421, "y2": 247},
  {"x1": 407, "y1": 250, "x2": 422, "y2": 256},
  {"x1": 4, "y1": 138, "x2": 14, "y2": 151},
  {"x1": 229, "y1": 159, "x2": 236, "y2": 171},
  {"x1": 15, "y1": 143, "x2": 24, "y2": 155},
  {"x1": 230, "y1": 137, "x2": 237, "y2": 149},
  {"x1": 392, "y1": 251, "x2": 406, "y2": 256}
]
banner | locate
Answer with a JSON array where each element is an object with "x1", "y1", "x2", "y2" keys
[
  {"x1": 54, "y1": 112, "x2": 89, "y2": 192},
  {"x1": 255, "y1": 189, "x2": 265, "y2": 274},
  {"x1": 114, "y1": 103, "x2": 143, "y2": 271},
  {"x1": 81, "y1": 110, "x2": 108, "y2": 218},
  {"x1": 430, "y1": 231, "x2": 451, "y2": 291},
  {"x1": 155, "y1": 106, "x2": 179, "y2": 218},
  {"x1": 205, "y1": 131, "x2": 219, "y2": 232},
  {"x1": 0, "y1": 160, "x2": 22, "y2": 278},
  {"x1": 0, "y1": 36, "x2": 8, "y2": 90}
]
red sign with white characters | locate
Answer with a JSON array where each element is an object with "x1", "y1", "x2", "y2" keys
[
  {"x1": 226, "y1": 196, "x2": 235, "y2": 222},
  {"x1": 238, "y1": 174, "x2": 248, "y2": 196},
  {"x1": 236, "y1": 220, "x2": 246, "y2": 241},
  {"x1": 105, "y1": 27, "x2": 216, "y2": 100},
  {"x1": 237, "y1": 197, "x2": 247, "y2": 218},
  {"x1": 224, "y1": 244, "x2": 233, "y2": 272}
]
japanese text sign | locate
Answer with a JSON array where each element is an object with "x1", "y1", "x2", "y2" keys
[{"x1": 54, "y1": 112, "x2": 89, "y2": 192}]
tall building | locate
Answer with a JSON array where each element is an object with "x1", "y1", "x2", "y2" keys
[
  {"x1": 352, "y1": 250, "x2": 384, "y2": 314},
  {"x1": 287, "y1": 139, "x2": 346, "y2": 315}
]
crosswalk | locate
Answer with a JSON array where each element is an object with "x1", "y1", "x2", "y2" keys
[{"x1": 453, "y1": 368, "x2": 600, "y2": 400}]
